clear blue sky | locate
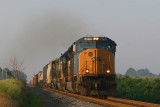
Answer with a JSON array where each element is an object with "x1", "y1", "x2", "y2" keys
[{"x1": 0, "y1": 0, "x2": 160, "y2": 81}]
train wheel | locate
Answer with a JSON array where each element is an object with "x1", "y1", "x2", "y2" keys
[{"x1": 102, "y1": 95, "x2": 107, "y2": 99}]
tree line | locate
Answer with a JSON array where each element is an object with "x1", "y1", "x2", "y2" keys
[
  {"x1": 0, "y1": 57, "x2": 27, "y2": 82},
  {"x1": 117, "y1": 67, "x2": 160, "y2": 78},
  {"x1": 0, "y1": 67, "x2": 27, "y2": 82}
]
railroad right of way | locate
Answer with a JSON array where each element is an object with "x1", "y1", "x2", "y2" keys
[{"x1": 31, "y1": 87, "x2": 104, "y2": 107}]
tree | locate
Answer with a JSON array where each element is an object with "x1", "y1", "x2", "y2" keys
[
  {"x1": 125, "y1": 68, "x2": 137, "y2": 77},
  {"x1": 125, "y1": 68, "x2": 157, "y2": 78},
  {"x1": 8, "y1": 57, "x2": 24, "y2": 79},
  {"x1": 17, "y1": 70, "x2": 27, "y2": 82},
  {"x1": 137, "y1": 69, "x2": 154, "y2": 77}
]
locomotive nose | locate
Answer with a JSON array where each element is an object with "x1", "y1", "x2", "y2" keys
[{"x1": 79, "y1": 49, "x2": 115, "y2": 75}]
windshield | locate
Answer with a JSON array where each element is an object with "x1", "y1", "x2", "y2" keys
[
  {"x1": 76, "y1": 40, "x2": 116, "y2": 54},
  {"x1": 77, "y1": 42, "x2": 95, "y2": 51},
  {"x1": 96, "y1": 41, "x2": 116, "y2": 53}
]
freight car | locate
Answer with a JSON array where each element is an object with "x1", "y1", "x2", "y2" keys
[
  {"x1": 30, "y1": 75, "x2": 38, "y2": 86},
  {"x1": 39, "y1": 36, "x2": 117, "y2": 97},
  {"x1": 38, "y1": 71, "x2": 43, "y2": 87}
]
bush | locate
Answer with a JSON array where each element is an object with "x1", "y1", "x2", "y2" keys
[
  {"x1": 0, "y1": 79, "x2": 23, "y2": 100},
  {"x1": 0, "y1": 79, "x2": 42, "y2": 107},
  {"x1": 111, "y1": 76, "x2": 160, "y2": 104}
]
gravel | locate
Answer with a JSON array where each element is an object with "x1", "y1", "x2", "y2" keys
[{"x1": 32, "y1": 87, "x2": 104, "y2": 107}]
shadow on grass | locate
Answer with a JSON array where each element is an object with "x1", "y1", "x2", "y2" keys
[{"x1": 21, "y1": 87, "x2": 43, "y2": 107}]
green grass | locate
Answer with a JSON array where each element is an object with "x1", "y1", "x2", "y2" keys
[
  {"x1": 0, "y1": 79, "x2": 42, "y2": 107},
  {"x1": 111, "y1": 76, "x2": 160, "y2": 104},
  {"x1": 21, "y1": 87, "x2": 43, "y2": 107},
  {"x1": 0, "y1": 79, "x2": 23, "y2": 100}
]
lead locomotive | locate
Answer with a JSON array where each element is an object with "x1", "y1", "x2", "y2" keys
[{"x1": 32, "y1": 36, "x2": 117, "y2": 97}]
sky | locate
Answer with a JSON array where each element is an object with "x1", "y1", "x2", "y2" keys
[{"x1": 0, "y1": 0, "x2": 160, "y2": 81}]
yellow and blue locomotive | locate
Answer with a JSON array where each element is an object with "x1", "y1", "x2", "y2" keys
[{"x1": 40, "y1": 36, "x2": 117, "y2": 96}]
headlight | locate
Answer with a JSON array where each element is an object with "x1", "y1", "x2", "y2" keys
[
  {"x1": 93, "y1": 37, "x2": 99, "y2": 40},
  {"x1": 107, "y1": 70, "x2": 110, "y2": 73},
  {"x1": 86, "y1": 70, "x2": 89, "y2": 73}
]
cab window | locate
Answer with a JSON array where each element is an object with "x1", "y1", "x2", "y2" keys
[{"x1": 77, "y1": 42, "x2": 95, "y2": 51}]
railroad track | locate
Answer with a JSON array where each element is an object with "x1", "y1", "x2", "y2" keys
[
  {"x1": 44, "y1": 88, "x2": 160, "y2": 107},
  {"x1": 107, "y1": 97, "x2": 160, "y2": 107}
]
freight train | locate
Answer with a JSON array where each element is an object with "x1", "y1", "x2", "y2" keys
[{"x1": 30, "y1": 36, "x2": 117, "y2": 97}]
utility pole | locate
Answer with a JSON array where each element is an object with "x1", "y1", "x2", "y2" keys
[
  {"x1": 2, "y1": 70, "x2": 3, "y2": 80},
  {"x1": 14, "y1": 70, "x2": 17, "y2": 79},
  {"x1": 0, "y1": 71, "x2": 1, "y2": 80},
  {"x1": 6, "y1": 70, "x2": 7, "y2": 79}
]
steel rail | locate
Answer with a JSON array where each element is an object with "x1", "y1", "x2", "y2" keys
[{"x1": 107, "y1": 97, "x2": 160, "y2": 107}]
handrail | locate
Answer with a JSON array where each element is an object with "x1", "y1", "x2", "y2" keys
[{"x1": 79, "y1": 61, "x2": 86, "y2": 73}]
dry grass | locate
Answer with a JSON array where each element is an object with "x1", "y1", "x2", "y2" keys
[{"x1": 0, "y1": 93, "x2": 19, "y2": 107}]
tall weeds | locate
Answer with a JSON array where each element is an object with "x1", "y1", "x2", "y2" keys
[
  {"x1": 0, "y1": 79, "x2": 42, "y2": 107},
  {"x1": 0, "y1": 79, "x2": 23, "y2": 100}
]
